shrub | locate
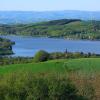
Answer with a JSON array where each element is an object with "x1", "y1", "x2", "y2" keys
[
  {"x1": 34, "y1": 50, "x2": 49, "y2": 62},
  {"x1": 0, "y1": 73, "x2": 48, "y2": 100},
  {"x1": 0, "y1": 72, "x2": 88, "y2": 100},
  {"x1": 48, "y1": 78, "x2": 80, "y2": 100}
]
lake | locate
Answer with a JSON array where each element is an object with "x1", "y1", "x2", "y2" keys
[{"x1": 1, "y1": 35, "x2": 100, "y2": 57}]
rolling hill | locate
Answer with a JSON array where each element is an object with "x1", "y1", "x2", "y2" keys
[{"x1": 0, "y1": 19, "x2": 100, "y2": 40}]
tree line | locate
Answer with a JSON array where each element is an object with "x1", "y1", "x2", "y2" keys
[
  {"x1": 0, "y1": 50, "x2": 99, "y2": 66},
  {"x1": 33, "y1": 50, "x2": 99, "y2": 62}
]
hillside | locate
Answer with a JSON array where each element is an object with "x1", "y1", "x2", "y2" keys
[
  {"x1": 0, "y1": 58, "x2": 100, "y2": 99},
  {"x1": 0, "y1": 19, "x2": 100, "y2": 40},
  {"x1": 0, "y1": 58, "x2": 100, "y2": 100},
  {"x1": 0, "y1": 10, "x2": 100, "y2": 24}
]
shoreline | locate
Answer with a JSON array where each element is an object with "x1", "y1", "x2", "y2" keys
[{"x1": 0, "y1": 34, "x2": 100, "y2": 42}]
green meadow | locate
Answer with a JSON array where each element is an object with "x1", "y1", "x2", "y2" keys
[{"x1": 0, "y1": 58, "x2": 100, "y2": 75}]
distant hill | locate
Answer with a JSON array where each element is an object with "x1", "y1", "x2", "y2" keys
[
  {"x1": 0, "y1": 10, "x2": 100, "y2": 24},
  {"x1": 0, "y1": 19, "x2": 100, "y2": 40}
]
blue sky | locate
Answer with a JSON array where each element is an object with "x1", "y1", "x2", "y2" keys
[{"x1": 0, "y1": 0, "x2": 100, "y2": 11}]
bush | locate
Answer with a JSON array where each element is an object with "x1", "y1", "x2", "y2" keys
[
  {"x1": 0, "y1": 72, "x2": 88, "y2": 100},
  {"x1": 34, "y1": 50, "x2": 49, "y2": 62}
]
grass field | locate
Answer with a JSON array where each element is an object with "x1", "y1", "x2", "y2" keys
[
  {"x1": 0, "y1": 58, "x2": 100, "y2": 99},
  {"x1": 0, "y1": 58, "x2": 100, "y2": 75}
]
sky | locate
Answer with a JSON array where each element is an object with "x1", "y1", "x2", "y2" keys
[{"x1": 0, "y1": 0, "x2": 100, "y2": 11}]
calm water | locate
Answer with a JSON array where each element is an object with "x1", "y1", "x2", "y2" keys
[{"x1": 1, "y1": 35, "x2": 100, "y2": 57}]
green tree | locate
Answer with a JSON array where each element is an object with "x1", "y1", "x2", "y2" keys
[{"x1": 34, "y1": 50, "x2": 49, "y2": 62}]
